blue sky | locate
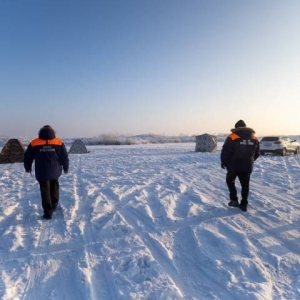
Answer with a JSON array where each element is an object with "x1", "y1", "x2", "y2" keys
[{"x1": 1, "y1": 0, "x2": 300, "y2": 138}]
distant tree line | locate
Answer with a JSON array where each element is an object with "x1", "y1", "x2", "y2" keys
[{"x1": 79, "y1": 134, "x2": 197, "y2": 146}]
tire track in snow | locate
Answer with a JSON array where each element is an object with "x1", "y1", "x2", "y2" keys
[
  {"x1": 173, "y1": 225, "x2": 242, "y2": 299},
  {"x1": 69, "y1": 154, "x2": 119, "y2": 300},
  {"x1": 120, "y1": 206, "x2": 186, "y2": 298},
  {"x1": 162, "y1": 156, "x2": 226, "y2": 206},
  {"x1": 109, "y1": 152, "x2": 238, "y2": 298},
  {"x1": 0, "y1": 168, "x2": 37, "y2": 246},
  {"x1": 4, "y1": 216, "x2": 97, "y2": 299},
  {"x1": 22, "y1": 250, "x2": 85, "y2": 300},
  {"x1": 121, "y1": 205, "x2": 244, "y2": 299},
  {"x1": 225, "y1": 213, "x2": 300, "y2": 299},
  {"x1": 247, "y1": 211, "x2": 300, "y2": 256},
  {"x1": 21, "y1": 218, "x2": 51, "y2": 300},
  {"x1": 251, "y1": 156, "x2": 300, "y2": 210},
  {"x1": 90, "y1": 152, "x2": 194, "y2": 298},
  {"x1": 0, "y1": 168, "x2": 56, "y2": 299},
  {"x1": 283, "y1": 155, "x2": 300, "y2": 197}
]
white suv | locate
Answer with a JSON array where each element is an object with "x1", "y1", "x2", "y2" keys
[{"x1": 260, "y1": 136, "x2": 299, "y2": 156}]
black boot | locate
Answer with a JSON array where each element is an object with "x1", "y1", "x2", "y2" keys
[
  {"x1": 43, "y1": 213, "x2": 52, "y2": 220},
  {"x1": 228, "y1": 200, "x2": 239, "y2": 207},
  {"x1": 239, "y1": 205, "x2": 247, "y2": 211},
  {"x1": 239, "y1": 200, "x2": 248, "y2": 211}
]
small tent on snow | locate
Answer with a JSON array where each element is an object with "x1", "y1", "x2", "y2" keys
[
  {"x1": 195, "y1": 134, "x2": 217, "y2": 153},
  {"x1": 69, "y1": 139, "x2": 89, "y2": 154},
  {"x1": 0, "y1": 138, "x2": 25, "y2": 163}
]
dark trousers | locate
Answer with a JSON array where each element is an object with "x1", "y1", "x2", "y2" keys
[
  {"x1": 39, "y1": 179, "x2": 59, "y2": 215},
  {"x1": 226, "y1": 171, "x2": 251, "y2": 206}
]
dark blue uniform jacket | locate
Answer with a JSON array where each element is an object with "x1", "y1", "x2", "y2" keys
[
  {"x1": 221, "y1": 127, "x2": 260, "y2": 174},
  {"x1": 24, "y1": 128, "x2": 69, "y2": 181}
]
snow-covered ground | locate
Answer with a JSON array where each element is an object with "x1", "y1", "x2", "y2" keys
[{"x1": 1, "y1": 143, "x2": 300, "y2": 300}]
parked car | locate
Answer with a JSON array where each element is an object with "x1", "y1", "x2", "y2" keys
[{"x1": 260, "y1": 136, "x2": 300, "y2": 156}]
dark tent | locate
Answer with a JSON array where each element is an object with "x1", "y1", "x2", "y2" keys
[
  {"x1": 195, "y1": 134, "x2": 217, "y2": 153},
  {"x1": 0, "y1": 138, "x2": 25, "y2": 163},
  {"x1": 69, "y1": 139, "x2": 89, "y2": 154}
]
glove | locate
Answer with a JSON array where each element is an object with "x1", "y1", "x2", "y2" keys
[{"x1": 221, "y1": 164, "x2": 226, "y2": 169}]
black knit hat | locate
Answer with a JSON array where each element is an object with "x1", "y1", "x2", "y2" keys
[
  {"x1": 235, "y1": 120, "x2": 246, "y2": 128},
  {"x1": 38, "y1": 125, "x2": 56, "y2": 139}
]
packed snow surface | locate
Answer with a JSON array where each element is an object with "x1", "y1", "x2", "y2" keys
[{"x1": 1, "y1": 143, "x2": 300, "y2": 300}]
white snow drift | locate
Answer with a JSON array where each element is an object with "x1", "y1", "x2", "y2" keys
[{"x1": 0, "y1": 143, "x2": 300, "y2": 300}]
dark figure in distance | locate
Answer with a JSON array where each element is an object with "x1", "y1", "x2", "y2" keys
[
  {"x1": 220, "y1": 120, "x2": 260, "y2": 211},
  {"x1": 24, "y1": 125, "x2": 69, "y2": 219}
]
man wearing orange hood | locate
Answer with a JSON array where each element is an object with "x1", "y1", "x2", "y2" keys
[
  {"x1": 24, "y1": 125, "x2": 69, "y2": 219},
  {"x1": 221, "y1": 120, "x2": 260, "y2": 211}
]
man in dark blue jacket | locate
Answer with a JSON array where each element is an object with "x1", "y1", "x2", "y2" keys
[
  {"x1": 24, "y1": 125, "x2": 69, "y2": 219},
  {"x1": 221, "y1": 120, "x2": 260, "y2": 211}
]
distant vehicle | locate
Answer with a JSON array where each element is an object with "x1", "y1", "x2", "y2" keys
[{"x1": 260, "y1": 136, "x2": 300, "y2": 156}]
